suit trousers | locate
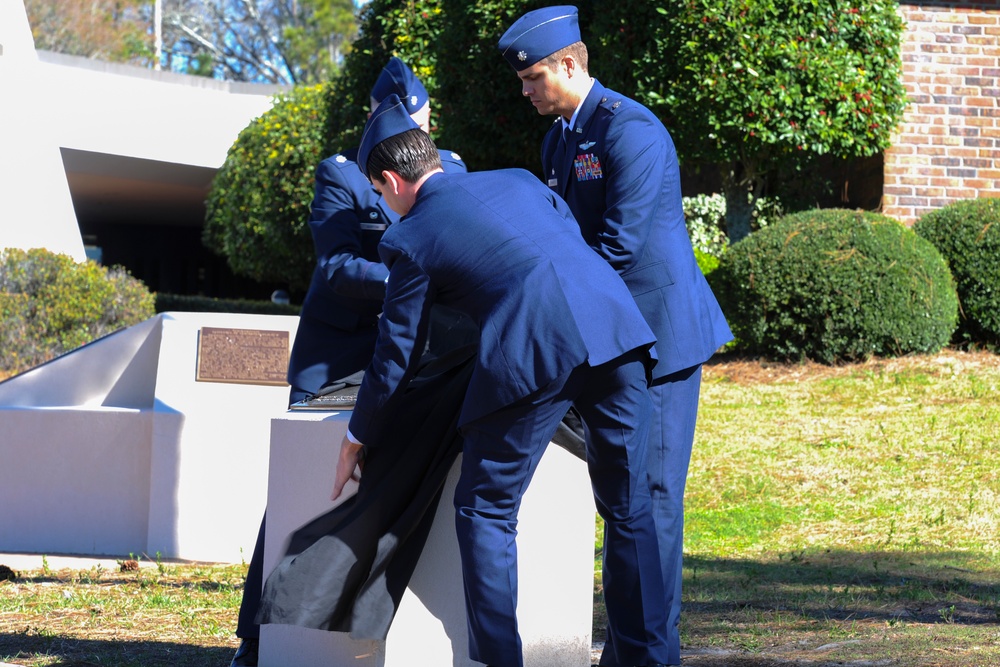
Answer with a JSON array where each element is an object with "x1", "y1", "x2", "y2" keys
[
  {"x1": 599, "y1": 363, "x2": 703, "y2": 666},
  {"x1": 454, "y1": 350, "x2": 670, "y2": 667}
]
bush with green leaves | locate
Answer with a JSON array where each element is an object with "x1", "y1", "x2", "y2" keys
[
  {"x1": 683, "y1": 193, "x2": 784, "y2": 257},
  {"x1": 0, "y1": 247, "x2": 155, "y2": 377},
  {"x1": 914, "y1": 198, "x2": 1000, "y2": 346},
  {"x1": 203, "y1": 83, "x2": 335, "y2": 292},
  {"x1": 709, "y1": 210, "x2": 958, "y2": 362},
  {"x1": 204, "y1": 0, "x2": 907, "y2": 286}
]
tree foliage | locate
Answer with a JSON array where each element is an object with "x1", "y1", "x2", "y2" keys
[
  {"x1": 638, "y1": 0, "x2": 907, "y2": 241},
  {"x1": 24, "y1": 0, "x2": 358, "y2": 84},
  {"x1": 204, "y1": 0, "x2": 908, "y2": 287},
  {"x1": 25, "y1": 0, "x2": 153, "y2": 64},
  {"x1": 161, "y1": 0, "x2": 358, "y2": 84}
]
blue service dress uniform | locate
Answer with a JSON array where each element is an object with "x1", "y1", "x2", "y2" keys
[
  {"x1": 542, "y1": 78, "x2": 734, "y2": 665},
  {"x1": 348, "y1": 169, "x2": 671, "y2": 667}
]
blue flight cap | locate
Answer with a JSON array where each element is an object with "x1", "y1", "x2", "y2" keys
[
  {"x1": 370, "y1": 57, "x2": 429, "y2": 114},
  {"x1": 498, "y1": 5, "x2": 580, "y2": 71},
  {"x1": 357, "y1": 93, "x2": 420, "y2": 179}
]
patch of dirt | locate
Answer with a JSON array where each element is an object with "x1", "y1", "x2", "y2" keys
[{"x1": 703, "y1": 348, "x2": 1000, "y2": 385}]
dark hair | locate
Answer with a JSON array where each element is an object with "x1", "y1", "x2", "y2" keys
[
  {"x1": 540, "y1": 41, "x2": 589, "y2": 73},
  {"x1": 367, "y1": 128, "x2": 442, "y2": 183}
]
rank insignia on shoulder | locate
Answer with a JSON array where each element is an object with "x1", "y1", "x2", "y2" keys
[
  {"x1": 612, "y1": 101, "x2": 621, "y2": 110},
  {"x1": 451, "y1": 152, "x2": 462, "y2": 161},
  {"x1": 335, "y1": 154, "x2": 347, "y2": 163},
  {"x1": 573, "y1": 153, "x2": 604, "y2": 182}
]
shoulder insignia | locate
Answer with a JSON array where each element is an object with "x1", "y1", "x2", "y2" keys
[
  {"x1": 612, "y1": 100, "x2": 621, "y2": 110},
  {"x1": 334, "y1": 154, "x2": 347, "y2": 163},
  {"x1": 451, "y1": 152, "x2": 462, "y2": 161}
]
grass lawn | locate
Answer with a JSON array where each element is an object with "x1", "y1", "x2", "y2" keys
[{"x1": 3, "y1": 349, "x2": 1000, "y2": 666}]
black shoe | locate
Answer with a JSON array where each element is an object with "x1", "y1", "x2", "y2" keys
[{"x1": 230, "y1": 638, "x2": 259, "y2": 667}]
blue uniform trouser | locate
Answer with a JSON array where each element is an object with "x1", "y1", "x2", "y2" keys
[
  {"x1": 455, "y1": 350, "x2": 670, "y2": 667},
  {"x1": 599, "y1": 363, "x2": 703, "y2": 666}
]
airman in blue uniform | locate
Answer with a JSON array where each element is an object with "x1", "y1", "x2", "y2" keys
[
  {"x1": 499, "y1": 7, "x2": 734, "y2": 666},
  {"x1": 287, "y1": 56, "x2": 467, "y2": 404},
  {"x1": 330, "y1": 96, "x2": 671, "y2": 667}
]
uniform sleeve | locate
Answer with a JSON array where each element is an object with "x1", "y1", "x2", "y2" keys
[
  {"x1": 592, "y1": 111, "x2": 666, "y2": 275},
  {"x1": 347, "y1": 246, "x2": 434, "y2": 447},
  {"x1": 309, "y1": 159, "x2": 390, "y2": 301}
]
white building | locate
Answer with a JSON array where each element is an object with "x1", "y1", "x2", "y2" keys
[{"x1": 0, "y1": 0, "x2": 285, "y2": 296}]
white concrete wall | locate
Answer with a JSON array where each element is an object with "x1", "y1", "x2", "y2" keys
[
  {"x1": 0, "y1": 408, "x2": 153, "y2": 556},
  {"x1": 0, "y1": 312, "x2": 299, "y2": 562},
  {"x1": 260, "y1": 412, "x2": 596, "y2": 667}
]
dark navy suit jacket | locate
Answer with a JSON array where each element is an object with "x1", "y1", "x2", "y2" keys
[
  {"x1": 541, "y1": 80, "x2": 732, "y2": 380},
  {"x1": 348, "y1": 169, "x2": 656, "y2": 446}
]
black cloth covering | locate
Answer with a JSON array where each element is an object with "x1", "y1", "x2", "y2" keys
[{"x1": 255, "y1": 344, "x2": 585, "y2": 640}]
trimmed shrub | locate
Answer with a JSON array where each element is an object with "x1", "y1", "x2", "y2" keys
[
  {"x1": 203, "y1": 83, "x2": 334, "y2": 292},
  {"x1": 155, "y1": 293, "x2": 299, "y2": 316},
  {"x1": 913, "y1": 198, "x2": 1000, "y2": 346},
  {"x1": 0, "y1": 248, "x2": 156, "y2": 377},
  {"x1": 710, "y1": 210, "x2": 958, "y2": 362}
]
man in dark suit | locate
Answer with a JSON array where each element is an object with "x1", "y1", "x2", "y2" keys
[
  {"x1": 499, "y1": 7, "x2": 734, "y2": 665},
  {"x1": 229, "y1": 58, "x2": 466, "y2": 667},
  {"x1": 330, "y1": 95, "x2": 671, "y2": 667}
]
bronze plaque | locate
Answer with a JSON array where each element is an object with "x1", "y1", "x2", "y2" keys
[{"x1": 196, "y1": 327, "x2": 289, "y2": 386}]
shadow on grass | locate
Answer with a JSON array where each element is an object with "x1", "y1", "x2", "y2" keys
[
  {"x1": 683, "y1": 548, "x2": 1000, "y2": 628},
  {"x1": 0, "y1": 633, "x2": 233, "y2": 667}
]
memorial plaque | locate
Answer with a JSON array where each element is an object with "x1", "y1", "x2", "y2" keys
[{"x1": 196, "y1": 327, "x2": 289, "y2": 386}]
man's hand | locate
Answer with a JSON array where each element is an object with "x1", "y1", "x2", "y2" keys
[{"x1": 331, "y1": 435, "x2": 364, "y2": 501}]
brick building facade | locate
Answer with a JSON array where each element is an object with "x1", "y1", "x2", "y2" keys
[{"x1": 882, "y1": 1, "x2": 1000, "y2": 225}]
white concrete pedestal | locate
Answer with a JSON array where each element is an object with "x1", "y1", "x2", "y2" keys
[{"x1": 261, "y1": 411, "x2": 596, "y2": 667}]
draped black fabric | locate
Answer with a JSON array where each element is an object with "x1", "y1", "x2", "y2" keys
[{"x1": 255, "y1": 344, "x2": 586, "y2": 640}]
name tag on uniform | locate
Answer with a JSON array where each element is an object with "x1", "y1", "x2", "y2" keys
[
  {"x1": 360, "y1": 223, "x2": 387, "y2": 231},
  {"x1": 547, "y1": 177, "x2": 559, "y2": 187}
]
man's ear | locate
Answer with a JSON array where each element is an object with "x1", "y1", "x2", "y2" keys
[
  {"x1": 562, "y1": 54, "x2": 578, "y2": 78},
  {"x1": 381, "y1": 170, "x2": 404, "y2": 195}
]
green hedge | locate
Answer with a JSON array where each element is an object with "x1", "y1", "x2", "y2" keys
[
  {"x1": 709, "y1": 210, "x2": 958, "y2": 362},
  {"x1": 0, "y1": 248, "x2": 155, "y2": 377},
  {"x1": 913, "y1": 198, "x2": 1000, "y2": 346},
  {"x1": 154, "y1": 293, "x2": 300, "y2": 316}
]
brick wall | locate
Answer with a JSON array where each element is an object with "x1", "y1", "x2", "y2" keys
[{"x1": 883, "y1": 1, "x2": 1000, "y2": 225}]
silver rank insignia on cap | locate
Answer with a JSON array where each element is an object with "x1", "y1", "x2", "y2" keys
[
  {"x1": 335, "y1": 155, "x2": 347, "y2": 163},
  {"x1": 411, "y1": 95, "x2": 418, "y2": 107},
  {"x1": 517, "y1": 50, "x2": 527, "y2": 61}
]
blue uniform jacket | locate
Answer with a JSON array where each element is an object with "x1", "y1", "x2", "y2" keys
[
  {"x1": 541, "y1": 80, "x2": 732, "y2": 380},
  {"x1": 348, "y1": 169, "x2": 656, "y2": 447},
  {"x1": 299, "y1": 146, "x2": 467, "y2": 332}
]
